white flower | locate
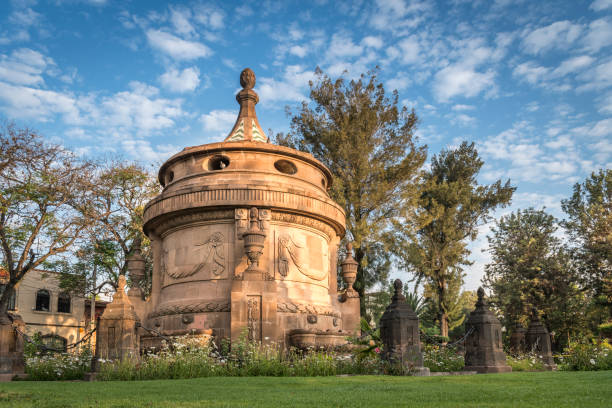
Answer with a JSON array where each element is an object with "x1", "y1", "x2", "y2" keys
[{"x1": 590, "y1": 359, "x2": 596, "y2": 365}]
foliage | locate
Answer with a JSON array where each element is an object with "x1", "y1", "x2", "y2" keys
[
  {"x1": 55, "y1": 162, "x2": 160, "y2": 301},
  {"x1": 25, "y1": 346, "x2": 92, "y2": 381},
  {"x1": 393, "y1": 141, "x2": 514, "y2": 337},
  {"x1": 422, "y1": 344, "x2": 464, "y2": 372},
  {"x1": 505, "y1": 352, "x2": 546, "y2": 372},
  {"x1": 483, "y1": 208, "x2": 585, "y2": 349},
  {"x1": 278, "y1": 67, "x2": 427, "y2": 315},
  {"x1": 599, "y1": 321, "x2": 612, "y2": 337},
  {"x1": 0, "y1": 123, "x2": 97, "y2": 315},
  {"x1": 97, "y1": 334, "x2": 385, "y2": 381},
  {"x1": 346, "y1": 318, "x2": 383, "y2": 360},
  {"x1": 561, "y1": 169, "x2": 612, "y2": 319},
  {"x1": 557, "y1": 339, "x2": 612, "y2": 371}
]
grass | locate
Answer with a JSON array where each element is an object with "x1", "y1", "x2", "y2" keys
[{"x1": 0, "y1": 371, "x2": 610, "y2": 408}]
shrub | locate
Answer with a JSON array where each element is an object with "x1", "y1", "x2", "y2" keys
[
  {"x1": 598, "y1": 321, "x2": 612, "y2": 338},
  {"x1": 25, "y1": 346, "x2": 92, "y2": 381},
  {"x1": 422, "y1": 345, "x2": 464, "y2": 372},
  {"x1": 506, "y1": 353, "x2": 545, "y2": 372},
  {"x1": 557, "y1": 339, "x2": 612, "y2": 371}
]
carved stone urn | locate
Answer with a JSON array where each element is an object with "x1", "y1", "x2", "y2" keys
[
  {"x1": 242, "y1": 207, "x2": 266, "y2": 275},
  {"x1": 341, "y1": 243, "x2": 359, "y2": 298}
]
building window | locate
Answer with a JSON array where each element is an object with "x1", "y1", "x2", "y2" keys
[
  {"x1": 41, "y1": 334, "x2": 67, "y2": 352},
  {"x1": 57, "y1": 292, "x2": 71, "y2": 313},
  {"x1": 35, "y1": 289, "x2": 50, "y2": 312}
]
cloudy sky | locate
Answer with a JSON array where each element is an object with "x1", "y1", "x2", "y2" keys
[{"x1": 1, "y1": 0, "x2": 610, "y2": 290}]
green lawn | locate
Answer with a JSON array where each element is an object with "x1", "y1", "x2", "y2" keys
[{"x1": 1, "y1": 371, "x2": 610, "y2": 408}]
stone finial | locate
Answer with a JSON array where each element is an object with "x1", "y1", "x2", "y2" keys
[
  {"x1": 340, "y1": 241, "x2": 359, "y2": 298},
  {"x1": 240, "y1": 68, "x2": 256, "y2": 89},
  {"x1": 476, "y1": 287, "x2": 486, "y2": 307},
  {"x1": 225, "y1": 68, "x2": 268, "y2": 143},
  {"x1": 392, "y1": 279, "x2": 406, "y2": 303}
]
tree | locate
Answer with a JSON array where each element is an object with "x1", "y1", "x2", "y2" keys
[
  {"x1": 561, "y1": 169, "x2": 611, "y2": 319},
  {"x1": 278, "y1": 68, "x2": 427, "y2": 316},
  {"x1": 56, "y1": 162, "x2": 159, "y2": 301},
  {"x1": 482, "y1": 208, "x2": 585, "y2": 348},
  {"x1": 394, "y1": 142, "x2": 515, "y2": 337},
  {"x1": 0, "y1": 123, "x2": 97, "y2": 316},
  {"x1": 422, "y1": 280, "x2": 476, "y2": 338}
]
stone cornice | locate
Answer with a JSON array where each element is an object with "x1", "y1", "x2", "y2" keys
[{"x1": 143, "y1": 187, "x2": 345, "y2": 236}]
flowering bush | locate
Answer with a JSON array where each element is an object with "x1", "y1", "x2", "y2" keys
[
  {"x1": 557, "y1": 339, "x2": 612, "y2": 371},
  {"x1": 95, "y1": 332, "x2": 398, "y2": 381},
  {"x1": 25, "y1": 346, "x2": 93, "y2": 381},
  {"x1": 505, "y1": 352, "x2": 545, "y2": 371},
  {"x1": 422, "y1": 344, "x2": 464, "y2": 372}
]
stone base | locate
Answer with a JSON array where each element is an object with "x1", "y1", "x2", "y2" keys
[
  {"x1": 0, "y1": 373, "x2": 27, "y2": 382},
  {"x1": 412, "y1": 366, "x2": 430, "y2": 376},
  {"x1": 83, "y1": 372, "x2": 97, "y2": 381},
  {"x1": 464, "y1": 365, "x2": 512, "y2": 374}
]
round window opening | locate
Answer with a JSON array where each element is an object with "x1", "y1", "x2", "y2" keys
[
  {"x1": 274, "y1": 159, "x2": 297, "y2": 175},
  {"x1": 208, "y1": 155, "x2": 230, "y2": 171},
  {"x1": 166, "y1": 171, "x2": 174, "y2": 184}
]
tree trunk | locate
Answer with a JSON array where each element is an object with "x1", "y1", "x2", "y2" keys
[
  {"x1": 0, "y1": 281, "x2": 14, "y2": 317},
  {"x1": 439, "y1": 312, "x2": 449, "y2": 339},
  {"x1": 354, "y1": 247, "x2": 367, "y2": 318}
]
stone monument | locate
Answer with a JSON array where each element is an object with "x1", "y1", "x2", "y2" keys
[
  {"x1": 509, "y1": 322, "x2": 526, "y2": 354},
  {"x1": 379, "y1": 279, "x2": 429, "y2": 376},
  {"x1": 0, "y1": 313, "x2": 25, "y2": 381},
  {"x1": 95, "y1": 275, "x2": 140, "y2": 363},
  {"x1": 135, "y1": 68, "x2": 359, "y2": 348},
  {"x1": 463, "y1": 288, "x2": 512, "y2": 373},
  {"x1": 526, "y1": 309, "x2": 557, "y2": 370}
]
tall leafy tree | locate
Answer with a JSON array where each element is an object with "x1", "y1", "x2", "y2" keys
[
  {"x1": 394, "y1": 142, "x2": 514, "y2": 337},
  {"x1": 0, "y1": 123, "x2": 97, "y2": 317},
  {"x1": 483, "y1": 208, "x2": 585, "y2": 348},
  {"x1": 561, "y1": 169, "x2": 611, "y2": 319},
  {"x1": 278, "y1": 68, "x2": 427, "y2": 315},
  {"x1": 56, "y1": 162, "x2": 160, "y2": 299}
]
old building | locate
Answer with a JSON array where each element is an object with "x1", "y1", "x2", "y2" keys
[
  {"x1": 1, "y1": 268, "x2": 86, "y2": 351},
  {"x1": 131, "y1": 68, "x2": 360, "y2": 349}
]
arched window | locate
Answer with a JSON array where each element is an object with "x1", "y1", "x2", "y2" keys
[
  {"x1": 35, "y1": 289, "x2": 50, "y2": 312},
  {"x1": 57, "y1": 292, "x2": 71, "y2": 313}
]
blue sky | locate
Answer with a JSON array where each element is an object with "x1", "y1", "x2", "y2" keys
[{"x1": 1, "y1": 0, "x2": 611, "y2": 290}]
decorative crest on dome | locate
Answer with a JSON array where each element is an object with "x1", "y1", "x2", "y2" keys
[{"x1": 224, "y1": 68, "x2": 268, "y2": 143}]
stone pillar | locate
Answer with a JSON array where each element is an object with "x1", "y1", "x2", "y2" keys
[
  {"x1": 0, "y1": 313, "x2": 25, "y2": 381},
  {"x1": 379, "y1": 279, "x2": 429, "y2": 376},
  {"x1": 95, "y1": 275, "x2": 140, "y2": 365},
  {"x1": 339, "y1": 243, "x2": 361, "y2": 335},
  {"x1": 127, "y1": 238, "x2": 146, "y2": 321},
  {"x1": 509, "y1": 322, "x2": 526, "y2": 354},
  {"x1": 526, "y1": 309, "x2": 557, "y2": 370},
  {"x1": 463, "y1": 288, "x2": 512, "y2": 373}
]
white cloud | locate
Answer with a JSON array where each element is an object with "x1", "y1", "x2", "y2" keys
[
  {"x1": 257, "y1": 65, "x2": 315, "y2": 105},
  {"x1": 289, "y1": 45, "x2": 308, "y2": 58},
  {"x1": 235, "y1": 5, "x2": 254, "y2": 18},
  {"x1": 193, "y1": 5, "x2": 224, "y2": 30},
  {"x1": 552, "y1": 55, "x2": 594, "y2": 77},
  {"x1": 599, "y1": 92, "x2": 612, "y2": 114},
  {"x1": 590, "y1": 0, "x2": 612, "y2": 11},
  {"x1": 522, "y1": 21, "x2": 582, "y2": 54},
  {"x1": 159, "y1": 67, "x2": 200, "y2": 93},
  {"x1": 326, "y1": 33, "x2": 363, "y2": 60},
  {"x1": 433, "y1": 65, "x2": 495, "y2": 102},
  {"x1": 577, "y1": 59, "x2": 612, "y2": 91},
  {"x1": 583, "y1": 18, "x2": 612, "y2": 53},
  {"x1": 169, "y1": 7, "x2": 195, "y2": 37},
  {"x1": 397, "y1": 36, "x2": 420, "y2": 64},
  {"x1": 452, "y1": 104, "x2": 475, "y2": 111},
  {"x1": 451, "y1": 113, "x2": 476, "y2": 126},
  {"x1": 121, "y1": 139, "x2": 179, "y2": 162},
  {"x1": 369, "y1": 0, "x2": 432, "y2": 33},
  {"x1": 200, "y1": 109, "x2": 236, "y2": 137},
  {"x1": 0, "y1": 48, "x2": 54, "y2": 85},
  {"x1": 146, "y1": 29, "x2": 212, "y2": 60},
  {"x1": 387, "y1": 72, "x2": 411, "y2": 91},
  {"x1": 362, "y1": 36, "x2": 383, "y2": 49},
  {"x1": 0, "y1": 81, "x2": 81, "y2": 123}
]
